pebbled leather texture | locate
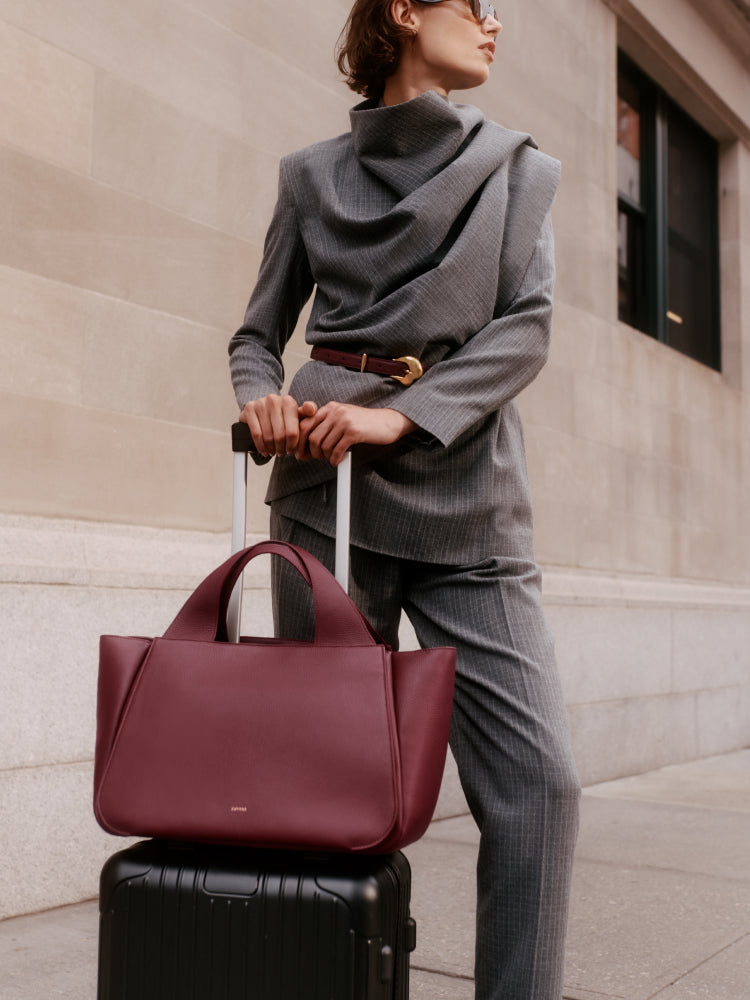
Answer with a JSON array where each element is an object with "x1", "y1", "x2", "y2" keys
[{"x1": 94, "y1": 540, "x2": 455, "y2": 853}]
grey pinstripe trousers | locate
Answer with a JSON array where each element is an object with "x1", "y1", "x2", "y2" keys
[{"x1": 270, "y1": 510, "x2": 581, "y2": 1000}]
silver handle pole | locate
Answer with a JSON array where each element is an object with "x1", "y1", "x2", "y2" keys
[{"x1": 335, "y1": 452, "x2": 351, "y2": 592}]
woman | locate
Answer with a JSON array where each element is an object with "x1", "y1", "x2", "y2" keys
[{"x1": 228, "y1": 1, "x2": 581, "y2": 997}]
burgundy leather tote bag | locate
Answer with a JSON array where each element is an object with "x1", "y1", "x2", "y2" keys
[{"x1": 94, "y1": 540, "x2": 456, "y2": 854}]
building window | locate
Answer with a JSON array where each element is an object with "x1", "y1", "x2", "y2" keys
[{"x1": 617, "y1": 53, "x2": 721, "y2": 370}]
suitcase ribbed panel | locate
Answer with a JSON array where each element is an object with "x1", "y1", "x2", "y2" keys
[{"x1": 98, "y1": 841, "x2": 412, "y2": 1000}]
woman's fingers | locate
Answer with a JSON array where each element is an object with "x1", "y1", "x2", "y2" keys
[
  {"x1": 277, "y1": 395, "x2": 304, "y2": 454},
  {"x1": 295, "y1": 402, "x2": 418, "y2": 465},
  {"x1": 241, "y1": 395, "x2": 317, "y2": 456},
  {"x1": 299, "y1": 403, "x2": 359, "y2": 466},
  {"x1": 240, "y1": 400, "x2": 270, "y2": 456}
]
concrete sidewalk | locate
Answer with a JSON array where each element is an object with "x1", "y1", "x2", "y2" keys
[{"x1": 2, "y1": 751, "x2": 749, "y2": 999}]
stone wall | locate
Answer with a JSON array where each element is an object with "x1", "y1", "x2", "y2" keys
[{"x1": 1, "y1": 0, "x2": 748, "y2": 917}]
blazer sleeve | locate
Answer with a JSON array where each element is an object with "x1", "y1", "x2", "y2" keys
[
  {"x1": 228, "y1": 159, "x2": 315, "y2": 409},
  {"x1": 385, "y1": 212, "x2": 555, "y2": 449}
]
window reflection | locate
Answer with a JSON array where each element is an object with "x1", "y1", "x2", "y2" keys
[{"x1": 617, "y1": 93, "x2": 641, "y2": 205}]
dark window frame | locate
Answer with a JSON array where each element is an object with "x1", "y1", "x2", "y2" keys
[{"x1": 617, "y1": 52, "x2": 721, "y2": 371}]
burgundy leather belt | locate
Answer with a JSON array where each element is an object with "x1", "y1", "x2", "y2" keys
[{"x1": 311, "y1": 346, "x2": 430, "y2": 387}]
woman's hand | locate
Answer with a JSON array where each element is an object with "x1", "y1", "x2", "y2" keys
[
  {"x1": 240, "y1": 394, "x2": 318, "y2": 458},
  {"x1": 297, "y1": 403, "x2": 417, "y2": 467}
]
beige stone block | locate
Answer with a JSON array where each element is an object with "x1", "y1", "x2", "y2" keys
[
  {"x1": 666, "y1": 522, "x2": 692, "y2": 582},
  {"x1": 574, "y1": 510, "x2": 624, "y2": 572},
  {"x1": 589, "y1": 322, "x2": 638, "y2": 390},
  {"x1": 641, "y1": 345, "x2": 691, "y2": 413},
  {"x1": 554, "y1": 227, "x2": 616, "y2": 319},
  {"x1": 83, "y1": 314, "x2": 237, "y2": 434},
  {"x1": 682, "y1": 524, "x2": 744, "y2": 585},
  {"x1": 652, "y1": 409, "x2": 691, "y2": 468},
  {"x1": 573, "y1": 373, "x2": 653, "y2": 457},
  {"x1": 537, "y1": 0, "x2": 616, "y2": 57},
  {"x1": 531, "y1": 499, "x2": 582, "y2": 568},
  {"x1": 684, "y1": 469, "x2": 742, "y2": 538},
  {"x1": 517, "y1": 363, "x2": 576, "y2": 434},
  {"x1": 696, "y1": 686, "x2": 750, "y2": 758},
  {"x1": 622, "y1": 453, "x2": 693, "y2": 526},
  {"x1": 605, "y1": 451, "x2": 631, "y2": 516},
  {"x1": 672, "y1": 609, "x2": 750, "y2": 692},
  {"x1": 476, "y1": 94, "x2": 565, "y2": 175},
  {"x1": 572, "y1": 374, "x2": 616, "y2": 447},
  {"x1": 0, "y1": 571, "x2": 291, "y2": 770},
  {"x1": 0, "y1": 18, "x2": 94, "y2": 174},
  {"x1": 739, "y1": 141, "x2": 750, "y2": 217},
  {"x1": 554, "y1": 173, "x2": 614, "y2": 258},
  {"x1": 0, "y1": 762, "x2": 136, "y2": 918},
  {"x1": 0, "y1": 582, "x2": 191, "y2": 769},
  {"x1": 684, "y1": 419, "x2": 722, "y2": 484},
  {"x1": 654, "y1": 462, "x2": 690, "y2": 523},
  {"x1": 182, "y1": 0, "x2": 349, "y2": 95},
  {"x1": 549, "y1": 604, "x2": 672, "y2": 705},
  {"x1": 547, "y1": 302, "x2": 604, "y2": 374},
  {"x1": 713, "y1": 390, "x2": 743, "y2": 452},
  {"x1": 240, "y1": 41, "x2": 351, "y2": 157},
  {"x1": 0, "y1": 145, "x2": 258, "y2": 331},
  {"x1": 620, "y1": 513, "x2": 674, "y2": 577},
  {"x1": 502, "y1": 1, "x2": 609, "y2": 126},
  {"x1": 0, "y1": 390, "x2": 250, "y2": 531},
  {"x1": 82, "y1": 303, "x2": 236, "y2": 433},
  {"x1": 536, "y1": 102, "x2": 579, "y2": 169},
  {"x1": 619, "y1": 395, "x2": 656, "y2": 457},
  {"x1": 684, "y1": 365, "x2": 729, "y2": 426},
  {"x1": 0, "y1": 266, "x2": 237, "y2": 431},
  {"x1": 568, "y1": 693, "x2": 698, "y2": 786},
  {"x1": 574, "y1": 104, "x2": 616, "y2": 189},
  {"x1": 525, "y1": 427, "x2": 612, "y2": 511},
  {"x1": 718, "y1": 241, "x2": 743, "y2": 389},
  {"x1": 620, "y1": 453, "x2": 660, "y2": 519},
  {"x1": 719, "y1": 142, "x2": 741, "y2": 241},
  {"x1": 474, "y1": 61, "x2": 578, "y2": 164},
  {"x1": 92, "y1": 74, "x2": 280, "y2": 246},
  {"x1": 0, "y1": 0, "x2": 247, "y2": 139},
  {"x1": 0, "y1": 266, "x2": 86, "y2": 404}
]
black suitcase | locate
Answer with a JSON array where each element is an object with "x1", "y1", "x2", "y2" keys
[{"x1": 98, "y1": 839, "x2": 415, "y2": 1000}]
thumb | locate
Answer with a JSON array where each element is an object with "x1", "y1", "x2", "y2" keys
[{"x1": 299, "y1": 400, "x2": 318, "y2": 417}]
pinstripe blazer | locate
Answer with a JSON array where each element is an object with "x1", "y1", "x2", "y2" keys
[{"x1": 229, "y1": 89, "x2": 560, "y2": 564}]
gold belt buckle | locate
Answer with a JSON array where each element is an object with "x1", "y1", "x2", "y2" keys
[{"x1": 392, "y1": 356, "x2": 424, "y2": 387}]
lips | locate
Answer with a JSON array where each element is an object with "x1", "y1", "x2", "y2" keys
[{"x1": 480, "y1": 42, "x2": 496, "y2": 60}]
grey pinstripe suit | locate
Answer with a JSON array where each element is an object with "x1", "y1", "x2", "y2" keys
[{"x1": 229, "y1": 89, "x2": 580, "y2": 1000}]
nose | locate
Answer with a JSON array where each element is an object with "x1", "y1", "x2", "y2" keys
[{"x1": 483, "y1": 13, "x2": 502, "y2": 35}]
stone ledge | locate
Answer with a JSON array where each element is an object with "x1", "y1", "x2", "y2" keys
[
  {"x1": 3, "y1": 514, "x2": 750, "y2": 613},
  {"x1": 0, "y1": 513, "x2": 266, "y2": 590},
  {"x1": 543, "y1": 567, "x2": 750, "y2": 611}
]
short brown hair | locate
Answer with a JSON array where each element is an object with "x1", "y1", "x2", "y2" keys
[{"x1": 336, "y1": 0, "x2": 415, "y2": 100}]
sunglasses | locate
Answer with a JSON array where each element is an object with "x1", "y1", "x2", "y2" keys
[{"x1": 418, "y1": 0, "x2": 499, "y2": 26}]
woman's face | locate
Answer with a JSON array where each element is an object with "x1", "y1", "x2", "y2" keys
[{"x1": 406, "y1": 0, "x2": 502, "y2": 95}]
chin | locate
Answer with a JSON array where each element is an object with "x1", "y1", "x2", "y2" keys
[{"x1": 447, "y1": 67, "x2": 491, "y2": 91}]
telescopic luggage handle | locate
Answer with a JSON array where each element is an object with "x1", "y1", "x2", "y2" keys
[{"x1": 228, "y1": 422, "x2": 352, "y2": 642}]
